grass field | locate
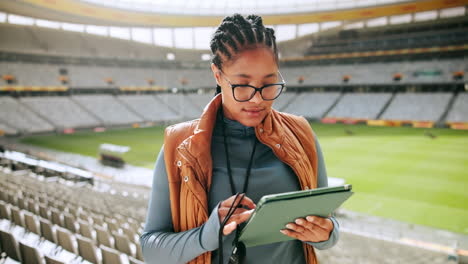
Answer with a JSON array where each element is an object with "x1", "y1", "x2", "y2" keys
[{"x1": 20, "y1": 123, "x2": 468, "y2": 234}]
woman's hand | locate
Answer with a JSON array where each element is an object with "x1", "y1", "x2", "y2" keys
[
  {"x1": 218, "y1": 194, "x2": 256, "y2": 235},
  {"x1": 280, "y1": 215, "x2": 333, "y2": 243}
]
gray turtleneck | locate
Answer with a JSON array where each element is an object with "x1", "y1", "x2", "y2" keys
[{"x1": 141, "y1": 115, "x2": 339, "y2": 264}]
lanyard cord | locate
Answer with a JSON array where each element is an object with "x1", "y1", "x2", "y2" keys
[
  {"x1": 218, "y1": 193, "x2": 245, "y2": 264},
  {"x1": 220, "y1": 108, "x2": 258, "y2": 195},
  {"x1": 218, "y1": 107, "x2": 257, "y2": 264}
]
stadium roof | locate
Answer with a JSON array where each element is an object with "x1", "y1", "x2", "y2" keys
[
  {"x1": 1, "y1": 0, "x2": 467, "y2": 27},
  {"x1": 82, "y1": 0, "x2": 408, "y2": 16}
]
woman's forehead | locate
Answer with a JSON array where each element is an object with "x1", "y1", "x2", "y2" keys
[{"x1": 222, "y1": 48, "x2": 278, "y2": 78}]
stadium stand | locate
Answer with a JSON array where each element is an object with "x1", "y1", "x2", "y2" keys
[
  {"x1": 184, "y1": 93, "x2": 213, "y2": 111},
  {"x1": 326, "y1": 93, "x2": 393, "y2": 119},
  {"x1": 2, "y1": 149, "x2": 465, "y2": 264},
  {"x1": 0, "y1": 9, "x2": 466, "y2": 136},
  {"x1": 0, "y1": 96, "x2": 54, "y2": 134},
  {"x1": 306, "y1": 17, "x2": 468, "y2": 56},
  {"x1": 20, "y1": 96, "x2": 102, "y2": 129},
  {"x1": 1, "y1": 59, "x2": 465, "y2": 89},
  {"x1": 316, "y1": 231, "x2": 457, "y2": 264},
  {"x1": 117, "y1": 94, "x2": 180, "y2": 122},
  {"x1": 281, "y1": 59, "x2": 467, "y2": 86},
  {"x1": 0, "y1": 123, "x2": 17, "y2": 136},
  {"x1": 72, "y1": 95, "x2": 144, "y2": 126},
  {"x1": 282, "y1": 92, "x2": 342, "y2": 119},
  {"x1": 0, "y1": 61, "x2": 215, "y2": 89},
  {"x1": 380, "y1": 92, "x2": 453, "y2": 122},
  {"x1": 0, "y1": 166, "x2": 146, "y2": 263},
  {"x1": 272, "y1": 92, "x2": 298, "y2": 112},
  {"x1": 0, "y1": 62, "x2": 63, "y2": 86},
  {"x1": 155, "y1": 93, "x2": 203, "y2": 120},
  {"x1": 0, "y1": 23, "x2": 204, "y2": 61},
  {"x1": 446, "y1": 93, "x2": 468, "y2": 123}
]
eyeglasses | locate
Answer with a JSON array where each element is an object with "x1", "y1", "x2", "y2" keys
[{"x1": 220, "y1": 71, "x2": 286, "y2": 102}]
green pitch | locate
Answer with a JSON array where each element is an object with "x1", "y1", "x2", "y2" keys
[{"x1": 20, "y1": 123, "x2": 468, "y2": 234}]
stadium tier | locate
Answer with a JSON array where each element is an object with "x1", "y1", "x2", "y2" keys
[
  {"x1": 117, "y1": 95, "x2": 180, "y2": 122},
  {"x1": 1, "y1": 59, "x2": 466, "y2": 88},
  {"x1": 306, "y1": 18, "x2": 468, "y2": 56},
  {"x1": 0, "y1": 96, "x2": 55, "y2": 134},
  {"x1": 71, "y1": 95, "x2": 144, "y2": 126},
  {"x1": 155, "y1": 93, "x2": 205, "y2": 120},
  {"x1": 326, "y1": 93, "x2": 393, "y2": 120},
  {"x1": 282, "y1": 92, "x2": 342, "y2": 119},
  {"x1": 20, "y1": 96, "x2": 102, "y2": 129},
  {"x1": 0, "y1": 23, "x2": 204, "y2": 61},
  {"x1": 380, "y1": 93, "x2": 453, "y2": 122},
  {"x1": 0, "y1": 167, "x2": 146, "y2": 264},
  {"x1": 446, "y1": 93, "x2": 468, "y2": 123},
  {"x1": 316, "y1": 231, "x2": 457, "y2": 264},
  {"x1": 282, "y1": 59, "x2": 467, "y2": 86},
  {"x1": 0, "y1": 3, "x2": 467, "y2": 264},
  {"x1": 1, "y1": 91, "x2": 467, "y2": 135}
]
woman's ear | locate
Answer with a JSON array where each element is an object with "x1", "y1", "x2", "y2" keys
[{"x1": 211, "y1": 63, "x2": 221, "y2": 85}]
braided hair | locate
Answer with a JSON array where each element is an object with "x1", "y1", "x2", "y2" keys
[{"x1": 210, "y1": 14, "x2": 278, "y2": 94}]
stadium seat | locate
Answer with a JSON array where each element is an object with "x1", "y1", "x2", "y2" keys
[
  {"x1": 7, "y1": 193, "x2": 16, "y2": 206},
  {"x1": 56, "y1": 226, "x2": 77, "y2": 254},
  {"x1": 24, "y1": 211, "x2": 41, "y2": 236},
  {"x1": 76, "y1": 234, "x2": 101, "y2": 264},
  {"x1": 135, "y1": 242, "x2": 144, "y2": 261},
  {"x1": 106, "y1": 218, "x2": 120, "y2": 233},
  {"x1": 129, "y1": 256, "x2": 145, "y2": 264},
  {"x1": 0, "y1": 200, "x2": 10, "y2": 220},
  {"x1": 39, "y1": 204, "x2": 50, "y2": 220},
  {"x1": 0, "y1": 190, "x2": 7, "y2": 203},
  {"x1": 113, "y1": 231, "x2": 135, "y2": 257},
  {"x1": 27, "y1": 199, "x2": 39, "y2": 215},
  {"x1": 39, "y1": 218, "x2": 56, "y2": 243},
  {"x1": 17, "y1": 196, "x2": 27, "y2": 210},
  {"x1": 10, "y1": 206, "x2": 25, "y2": 228},
  {"x1": 78, "y1": 219, "x2": 94, "y2": 240},
  {"x1": 38, "y1": 196, "x2": 48, "y2": 204},
  {"x1": 100, "y1": 245, "x2": 123, "y2": 264},
  {"x1": 50, "y1": 207, "x2": 64, "y2": 227},
  {"x1": 122, "y1": 225, "x2": 137, "y2": 242},
  {"x1": 19, "y1": 241, "x2": 43, "y2": 264},
  {"x1": 95, "y1": 225, "x2": 114, "y2": 248},
  {"x1": 79, "y1": 211, "x2": 92, "y2": 223},
  {"x1": 44, "y1": 254, "x2": 66, "y2": 264},
  {"x1": 63, "y1": 212, "x2": 77, "y2": 233},
  {"x1": 67, "y1": 206, "x2": 78, "y2": 216},
  {"x1": 0, "y1": 229, "x2": 21, "y2": 262}
]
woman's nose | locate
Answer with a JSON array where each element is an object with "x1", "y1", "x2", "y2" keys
[{"x1": 248, "y1": 90, "x2": 264, "y2": 103}]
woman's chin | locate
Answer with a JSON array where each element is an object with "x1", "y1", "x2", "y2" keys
[{"x1": 236, "y1": 113, "x2": 266, "y2": 127}]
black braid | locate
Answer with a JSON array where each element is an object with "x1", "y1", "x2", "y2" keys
[{"x1": 210, "y1": 13, "x2": 278, "y2": 71}]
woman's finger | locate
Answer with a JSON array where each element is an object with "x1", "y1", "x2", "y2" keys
[
  {"x1": 306, "y1": 216, "x2": 333, "y2": 231},
  {"x1": 222, "y1": 209, "x2": 254, "y2": 235},
  {"x1": 281, "y1": 218, "x2": 331, "y2": 242},
  {"x1": 294, "y1": 218, "x2": 314, "y2": 231},
  {"x1": 220, "y1": 194, "x2": 256, "y2": 209},
  {"x1": 218, "y1": 207, "x2": 249, "y2": 216},
  {"x1": 226, "y1": 209, "x2": 254, "y2": 225},
  {"x1": 223, "y1": 221, "x2": 238, "y2": 235},
  {"x1": 280, "y1": 228, "x2": 306, "y2": 241}
]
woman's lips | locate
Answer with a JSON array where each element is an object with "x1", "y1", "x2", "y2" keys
[{"x1": 243, "y1": 108, "x2": 264, "y2": 117}]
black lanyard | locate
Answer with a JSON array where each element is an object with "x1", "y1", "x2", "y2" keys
[
  {"x1": 221, "y1": 110, "x2": 258, "y2": 195},
  {"x1": 218, "y1": 108, "x2": 256, "y2": 264}
]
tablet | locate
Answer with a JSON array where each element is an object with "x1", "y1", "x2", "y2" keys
[{"x1": 238, "y1": 184, "x2": 353, "y2": 247}]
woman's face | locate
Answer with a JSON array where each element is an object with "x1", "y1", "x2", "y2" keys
[{"x1": 212, "y1": 47, "x2": 279, "y2": 127}]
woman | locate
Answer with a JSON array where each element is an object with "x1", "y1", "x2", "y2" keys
[{"x1": 141, "y1": 14, "x2": 339, "y2": 264}]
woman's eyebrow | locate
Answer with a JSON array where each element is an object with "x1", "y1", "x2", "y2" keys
[{"x1": 234, "y1": 73, "x2": 277, "y2": 79}]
